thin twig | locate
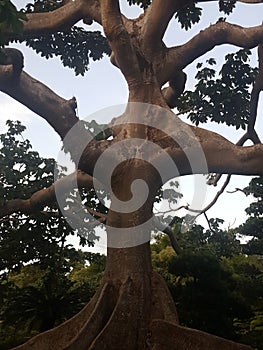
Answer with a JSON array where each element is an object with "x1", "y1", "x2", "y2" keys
[{"x1": 189, "y1": 174, "x2": 232, "y2": 222}]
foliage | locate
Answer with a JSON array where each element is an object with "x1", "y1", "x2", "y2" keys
[
  {"x1": 25, "y1": 0, "x2": 62, "y2": 13},
  {"x1": 0, "y1": 252, "x2": 105, "y2": 348},
  {"x1": 0, "y1": 121, "x2": 107, "y2": 346},
  {"x1": 237, "y1": 177, "x2": 263, "y2": 255},
  {"x1": 219, "y1": 0, "x2": 237, "y2": 15},
  {"x1": 152, "y1": 220, "x2": 263, "y2": 348},
  {"x1": 0, "y1": 0, "x2": 26, "y2": 47},
  {"x1": 23, "y1": 28, "x2": 111, "y2": 76},
  {"x1": 127, "y1": 0, "x2": 151, "y2": 9},
  {"x1": 177, "y1": 50, "x2": 258, "y2": 129},
  {"x1": 0, "y1": 120, "x2": 109, "y2": 269},
  {"x1": 175, "y1": 3, "x2": 202, "y2": 31},
  {"x1": 0, "y1": 0, "x2": 110, "y2": 75}
]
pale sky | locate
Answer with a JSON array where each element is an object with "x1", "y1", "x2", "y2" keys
[{"x1": 1, "y1": 1, "x2": 263, "y2": 252}]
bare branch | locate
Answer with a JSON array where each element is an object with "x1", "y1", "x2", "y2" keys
[
  {"x1": 163, "y1": 21, "x2": 263, "y2": 84},
  {"x1": 0, "y1": 170, "x2": 95, "y2": 219},
  {"x1": 203, "y1": 212, "x2": 216, "y2": 233},
  {"x1": 192, "y1": 174, "x2": 231, "y2": 220},
  {"x1": 0, "y1": 63, "x2": 78, "y2": 139},
  {"x1": 86, "y1": 206, "x2": 107, "y2": 221},
  {"x1": 227, "y1": 188, "x2": 246, "y2": 194}
]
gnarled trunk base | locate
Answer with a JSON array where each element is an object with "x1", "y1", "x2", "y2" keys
[{"x1": 12, "y1": 268, "x2": 252, "y2": 350}]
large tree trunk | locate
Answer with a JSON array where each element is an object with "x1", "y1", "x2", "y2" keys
[{"x1": 11, "y1": 88, "x2": 254, "y2": 350}]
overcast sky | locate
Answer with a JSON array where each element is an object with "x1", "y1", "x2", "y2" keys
[{"x1": 1, "y1": 1, "x2": 263, "y2": 252}]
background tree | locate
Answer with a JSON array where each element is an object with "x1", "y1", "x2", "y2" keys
[
  {"x1": 0, "y1": 122, "x2": 106, "y2": 348},
  {"x1": 0, "y1": 0, "x2": 263, "y2": 349},
  {"x1": 152, "y1": 218, "x2": 263, "y2": 349}
]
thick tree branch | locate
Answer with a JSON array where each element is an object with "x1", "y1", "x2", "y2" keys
[
  {"x1": 0, "y1": 63, "x2": 78, "y2": 139},
  {"x1": 141, "y1": 0, "x2": 263, "y2": 59},
  {"x1": 163, "y1": 21, "x2": 263, "y2": 85},
  {"x1": 195, "y1": 129, "x2": 263, "y2": 175},
  {"x1": 0, "y1": 48, "x2": 24, "y2": 76},
  {"x1": 10, "y1": 0, "x2": 101, "y2": 39},
  {"x1": 141, "y1": 0, "x2": 189, "y2": 48},
  {"x1": 86, "y1": 206, "x2": 107, "y2": 221},
  {"x1": 160, "y1": 125, "x2": 263, "y2": 177},
  {"x1": 100, "y1": 0, "x2": 140, "y2": 85},
  {"x1": 162, "y1": 70, "x2": 187, "y2": 108},
  {"x1": 0, "y1": 170, "x2": 95, "y2": 219}
]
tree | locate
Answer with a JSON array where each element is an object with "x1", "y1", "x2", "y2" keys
[
  {"x1": 238, "y1": 176, "x2": 263, "y2": 255},
  {"x1": 0, "y1": 0, "x2": 263, "y2": 349},
  {"x1": 0, "y1": 121, "x2": 104, "y2": 346},
  {"x1": 152, "y1": 223, "x2": 263, "y2": 349},
  {"x1": 0, "y1": 252, "x2": 105, "y2": 348}
]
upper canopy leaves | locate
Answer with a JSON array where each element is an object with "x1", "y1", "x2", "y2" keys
[
  {"x1": 127, "y1": 0, "x2": 151, "y2": 8},
  {"x1": 176, "y1": 49, "x2": 258, "y2": 129},
  {"x1": 0, "y1": 0, "x2": 26, "y2": 46},
  {"x1": 175, "y1": 3, "x2": 202, "y2": 31},
  {"x1": 23, "y1": 27, "x2": 110, "y2": 76},
  {"x1": 219, "y1": 0, "x2": 237, "y2": 14}
]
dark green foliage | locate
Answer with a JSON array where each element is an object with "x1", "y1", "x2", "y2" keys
[
  {"x1": 155, "y1": 181, "x2": 183, "y2": 209},
  {"x1": 0, "y1": 252, "x2": 105, "y2": 348},
  {"x1": 127, "y1": 0, "x2": 151, "y2": 9},
  {"x1": 219, "y1": 0, "x2": 237, "y2": 15},
  {"x1": 152, "y1": 220, "x2": 263, "y2": 348},
  {"x1": 169, "y1": 252, "x2": 252, "y2": 338},
  {"x1": 177, "y1": 49, "x2": 258, "y2": 129},
  {"x1": 24, "y1": 28, "x2": 110, "y2": 76},
  {"x1": 25, "y1": 0, "x2": 62, "y2": 13},
  {"x1": 0, "y1": 0, "x2": 26, "y2": 46},
  {"x1": 0, "y1": 0, "x2": 111, "y2": 75},
  {"x1": 0, "y1": 120, "x2": 55, "y2": 204},
  {"x1": 0, "y1": 121, "x2": 69, "y2": 271},
  {"x1": 237, "y1": 177, "x2": 263, "y2": 255},
  {"x1": 175, "y1": 3, "x2": 202, "y2": 31},
  {"x1": 245, "y1": 177, "x2": 263, "y2": 199},
  {"x1": 0, "y1": 121, "x2": 108, "y2": 272}
]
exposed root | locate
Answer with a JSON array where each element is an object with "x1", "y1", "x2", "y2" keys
[
  {"x1": 65, "y1": 283, "x2": 116, "y2": 349},
  {"x1": 89, "y1": 276, "x2": 151, "y2": 349},
  {"x1": 149, "y1": 319, "x2": 253, "y2": 350},
  {"x1": 150, "y1": 272, "x2": 178, "y2": 323}
]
